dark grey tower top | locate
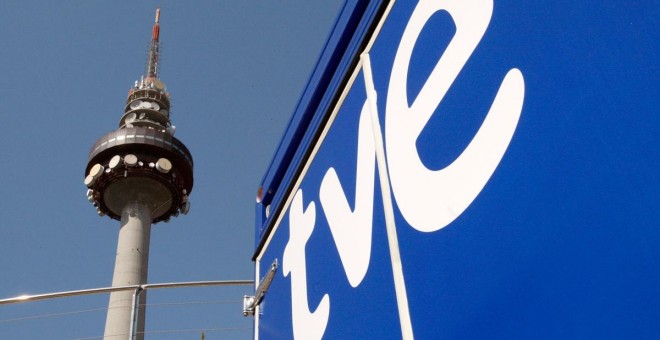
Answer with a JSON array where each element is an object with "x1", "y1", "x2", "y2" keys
[{"x1": 84, "y1": 9, "x2": 193, "y2": 223}]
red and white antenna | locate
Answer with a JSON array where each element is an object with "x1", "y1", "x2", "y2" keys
[{"x1": 146, "y1": 8, "x2": 161, "y2": 79}]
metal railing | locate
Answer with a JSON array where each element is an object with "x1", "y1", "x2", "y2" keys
[{"x1": 1, "y1": 280, "x2": 254, "y2": 339}]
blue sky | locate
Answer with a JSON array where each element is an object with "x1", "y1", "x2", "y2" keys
[{"x1": 0, "y1": 1, "x2": 343, "y2": 338}]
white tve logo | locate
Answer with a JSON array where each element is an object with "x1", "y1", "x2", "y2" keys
[{"x1": 283, "y1": 0, "x2": 525, "y2": 338}]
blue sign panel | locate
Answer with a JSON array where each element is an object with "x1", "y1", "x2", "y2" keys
[{"x1": 255, "y1": 0, "x2": 658, "y2": 339}]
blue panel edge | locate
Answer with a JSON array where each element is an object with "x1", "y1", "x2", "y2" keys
[{"x1": 253, "y1": 0, "x2": 387, "y2": 257}]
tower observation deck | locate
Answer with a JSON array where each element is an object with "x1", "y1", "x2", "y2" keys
[{"x1": 83, "y1": 8, "x2": 193, "y2": 339}]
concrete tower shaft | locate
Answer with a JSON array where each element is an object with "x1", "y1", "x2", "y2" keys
[
  {"x1": 104, "y1": 203, "x2": 151, "y2": 339},
  {"x1": 83, "y1": 8, "x2": 193, "y2": 339}
]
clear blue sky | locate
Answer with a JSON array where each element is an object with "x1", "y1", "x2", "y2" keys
[{"x1": 0, "y1": 1, "x2": 343, "y2": 338}]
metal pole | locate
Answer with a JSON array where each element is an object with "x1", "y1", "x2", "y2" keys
[
  {"x1": 361, "y1": 53, "x2": 414, "y2": 339},
  {"x1": 129, "y1": 287, "x2": 143, "y2": 340},
  {"x1": 0, "y1": 280, "x2": 254, "y2": 305}
]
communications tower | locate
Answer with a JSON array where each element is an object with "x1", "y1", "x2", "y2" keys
[{"x1": 83, "y1": 9, "x2": 193, "y2": 339}]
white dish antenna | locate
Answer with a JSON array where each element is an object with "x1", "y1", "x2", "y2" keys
[
  {"x1": 89, "y1": 164, "x2": 104, "y2": 178},
  {"x1": 125, "y1": 112, "x2": 137, "y2": 124},
  {"x1": 156, "y1": 158, "x2": 172, "y2": 173},
  {"x1": 109, "y1": 155, "x2": 122, "y2": 169},
  {"x1": 181, "y1": 201, "x2": 191, "y2": 215},
  {"x1": 154, "y1": 79, "x2": 165, "y2": 90},
  {"x1": 124, "y1": 154, "x2": 138, "y2": 167}
]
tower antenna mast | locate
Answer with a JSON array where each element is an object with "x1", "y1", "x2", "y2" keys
[{"x1": 146, "y1": 8, "x2": 160, "y2": 79}]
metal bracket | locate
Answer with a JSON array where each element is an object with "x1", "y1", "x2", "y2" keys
[{"x1": 243, "y1": 259, "x2": 278, "y2": 316}]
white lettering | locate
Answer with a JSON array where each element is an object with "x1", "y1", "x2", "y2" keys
[
  {"x1": 282, "y1": 190, "x2": 330, "y2": 340},
  {"x1": 280, "y1": 1, "x2": 526, "y2": 337},
  {"x1": 385, "y1": 0, "x2": 525, "y2": 232},
  {"x1": 320, "y1": 100, "x2": 376, "y2": 287}
]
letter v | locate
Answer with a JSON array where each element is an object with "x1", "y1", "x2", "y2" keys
[{"x1": 320, "y1": 100, "x2": 376, "y2": 287}]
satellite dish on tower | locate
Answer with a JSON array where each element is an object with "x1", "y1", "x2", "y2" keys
[
  {"x1": 125, "y1": 112, "x2": 137, "y2": 124},
  {"x1": 124, "y1": 154, "x2": 138, "y2": 167},
  {"x1": 84, "y1": 175, "x2": 95, "y2": 187},
  {"x1": 109, "y1": 155, "x2": 122, "y2": 169},
  {"x1": 89, "y1": 164, "x2": 104, "y2": 178},
  {"x1": 156, "y1": 158, "x2": 172, "y2": 173},
  {"x1": 181, "y1": 201, "x2": 191, "y2": 215},
  {"x1": 153, "y1": 79, "x2": 165, "y2": 90},
  {"x1": 130, "y1": 100, "x2": 142, "y2": 110}
]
